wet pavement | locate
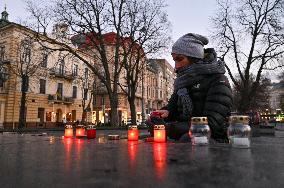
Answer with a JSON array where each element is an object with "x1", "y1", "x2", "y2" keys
[{"x1": 1, "y1": 129, "x2": 284, "y2": 188}]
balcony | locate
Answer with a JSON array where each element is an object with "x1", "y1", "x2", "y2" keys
[
  {"x1": 49, "y1": 68, "x2": 75, "y2": 81},
  {"x1": 48, "y1": 94, "x2": 74, "y2": 104}
]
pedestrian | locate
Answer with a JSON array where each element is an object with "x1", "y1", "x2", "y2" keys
[
  {"x1": 147, "y1": 33, "x2": 233, "y2": 142},
  {"x1": 62, "y1": 116, "x2": 67, "y2": 126},
  {"x1": 97, "y1": 120, "x2": 101, "y2": 127}
]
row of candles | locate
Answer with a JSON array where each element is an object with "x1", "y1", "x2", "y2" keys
[
  {"x1": 65, "y1": 115, "x2": 251, "y2": 147},
  {"x1": 64, "y1": 124, "x2": 166, "y2": 142}
]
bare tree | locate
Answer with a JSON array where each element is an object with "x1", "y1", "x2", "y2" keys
[
  {"x1": 212, "y1": 0, "x2": 284, "y2": 113},
  {"x1": 26, "y1": 0, "x2": 171, "y2": 126},
  {"x1": 232, "y1": 74, "x2": 271, "y2": 111},
  {"x1": 12, "y1": 37, "x2": 43, "y2": 128},
  {"x1": 77, "y1": 69, "x2": 95, "y2": 124},
  {"x1": 117, "y1": 0, "x2": 171, "y2": 124},
  {"x1": 278, "y1": 70, "x2": 284, "y2": 82}
]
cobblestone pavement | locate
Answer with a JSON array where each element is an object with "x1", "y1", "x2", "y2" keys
[{"x1": 1, "y1": 130, "x2": 284, "y2": 188}]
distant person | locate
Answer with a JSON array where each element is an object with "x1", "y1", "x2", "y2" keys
[
  {"x1": 147, "y1": 33, "x2": 233, "y2": 142},
  {"x1": 62, "y1": 117, "x2": 67, "y2": 125},
  {"x1": 97, "y1": 120, "x2": 102, "y2": 127}
]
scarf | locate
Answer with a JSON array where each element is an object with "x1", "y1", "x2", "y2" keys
[{"x1": 174, "y1": 55, "x2": 226, "y2": 121}]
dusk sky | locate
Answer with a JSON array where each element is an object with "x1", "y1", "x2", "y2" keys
[
  {"x1": 1, "y1": 0, "x2": 280, "y2": 81},
  {"x1": 1, "y1": 0, "x2": 217, "y2": 67}
]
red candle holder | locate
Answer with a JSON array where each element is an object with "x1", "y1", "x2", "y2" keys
[
  {"x1": 154, "y1": 125, "x2": 166, "y2": 143},
  {"x1": 128, "y1": 125, "x2": 139, "y2": 141},
  {"x1": 76, "y1": 125, "x2": 86, "y2": 138},
  {"x1": 86, "y1": 125, "x2": 96, "y2": 139},
  {"x1": 151, "y1": 111, "x2": 162, "y2": 118},
  {"x1": 64, "y1": 125, "x2": 73, "y2": 138}
]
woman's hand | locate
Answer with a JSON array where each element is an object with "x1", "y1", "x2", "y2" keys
[{"x1": 152, "y1": 110, "x2": 169, "y2": 118}]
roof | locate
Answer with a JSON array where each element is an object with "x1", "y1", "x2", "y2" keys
[{"x1": 71, "y1": 32, "x2": 144, "y2": 53}]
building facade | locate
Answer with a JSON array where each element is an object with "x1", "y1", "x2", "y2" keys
[
  {"x1": 0, "y1": 9, "x2": 175, "y2": 128},
  {"x1": 269, "y1": 82, "x2": 284, "y2": 113},
  {"x1": 145, "y1": 59, "x2": 175, "y2": 115},
  {"x1": 0, "y1": 11, "x2": 94, "y2": 128}
]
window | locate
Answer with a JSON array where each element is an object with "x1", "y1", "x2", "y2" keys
[
  {"x1": 0, "y1": 66, "x2": 8, "y2": 87},
  {"x1": 84, "y1": 68, "x2": 89, "y2": 80},
  {"x1": 46, "y1": 112, "x2": 52, "y2": 122},
  {"x1": 58, "y1": 60, "x2": 64, "y2": 75},
  {"x1": 72, "y1": 86, "x2": 77, "y2": 98},
  {"x1": 83, "y1": 89, "x2": 88, "y2": 100},
  {"x1": 93, "y1": 95, "x2": 96, "y2": 106},
  {"x1": 73, "y1": 64, "x2": 78, "y2": 76},
  {"x1": 22, "y1": 75, "x2": 29, "y2": 92},
  {"x1": 42, "y1": 52, "x2": 48, "y2": 67},
  {"x1": 21, "y1": 40, "x2": 31, "y2": 64},
  {"x1": 39, "y1": 79, "x2": 46, "y2": 94},
  {"x1": 72, "y1": 110, "x2": 76, "y2": 122},
  {"x1": 57, "y1": 83, "x2": 63, "y2": 100},
  {"x1": 0, "y1": 46, "x2": 5, "y2": 61},
  {"x1": 38, "y1": 108, "x2": 45, "y2": 125}
]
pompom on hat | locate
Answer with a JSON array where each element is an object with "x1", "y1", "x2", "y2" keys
[{"x1": 171, "y1": 33, "x2": 209, "y2": 59}]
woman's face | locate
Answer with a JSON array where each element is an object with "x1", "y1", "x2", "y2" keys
[{"x1": 172, "y1": 53, "x2": 191, "y2": 69}]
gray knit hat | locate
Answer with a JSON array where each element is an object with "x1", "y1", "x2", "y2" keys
[{"x1": 171, "y1": 33, "x2": 209, "y2": 59}]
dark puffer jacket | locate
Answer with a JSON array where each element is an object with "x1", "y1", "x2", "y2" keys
[{"x1": 163, "y1": 73, "x2": 233, "y2": 139}]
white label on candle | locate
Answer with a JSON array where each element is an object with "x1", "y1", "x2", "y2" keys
[
  {"x1": 232, "y1": 137, "x2": 250, "y2": 146},
  {"x1": 193, "y1": 136, "x2": 208, "y2": 144}
]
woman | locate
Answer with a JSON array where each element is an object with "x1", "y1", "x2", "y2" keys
[{"x1": 148, "y1": 33, "x2": 233, "y2": 141}]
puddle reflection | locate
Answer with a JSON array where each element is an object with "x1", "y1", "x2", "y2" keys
[
  {"x1": 75, "y1": 138, "x2": 84, "y2": 161},
  {"x1": 49, "y1": 136, "x2": 55, "y2": 144},
  {"x1": 63, "y1": 137, "x2": 73, "y2": 171},
  {"x1": 153, "y1": 143, "x2": 167, "y2": 180},
  {"x1": 97, "y1": 135, "x2": 108, "y2": 143},
  {"x1": 128, "y1": 141, "x2": 138, "y2": 168}
]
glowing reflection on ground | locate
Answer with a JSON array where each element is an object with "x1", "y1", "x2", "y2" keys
[{"x1": 153, "y1": 143, "x2": 167, "y2": 180}]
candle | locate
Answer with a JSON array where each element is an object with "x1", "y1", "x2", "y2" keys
[
  {"x1": 189, "y1": 117, "x2": 210, "y2": 145},
  {"x1": 64, "y1": 125, "x2": 73, "y2": 138},
  {"x1": 228, "y1": 115, "x2": 251, "y2": 148},
  {"x1": 128, "y1": 125, "x2": 139, "y2": 141},
  {"x1": 154, "y1": 125, "x2": 166, "y2": 143},
  {"x1": 76, "y1": 125, "x2": 86, "y2": 137},
  {"x1": 86, "y1": 125, "x2": 96, "y2": 139}
]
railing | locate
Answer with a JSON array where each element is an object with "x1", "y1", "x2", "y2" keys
[
  {"x1": 48, "y1": 94, "x2": 74, "y2": 104},
  {"x1": 49, "y1": 68, "x2": 75, "y2": 80}
]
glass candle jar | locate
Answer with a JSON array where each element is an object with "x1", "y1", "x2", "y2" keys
[
  {"x1": 76, "y1": 125, "x2": 86, "y2": 137},
  {"x1": 128, "y1": 125, "x2": 139, "y2": 141},
  {"x1": 64, "y1": 124, "x2": 73, "y2": 138},
  {"x1": 154, "y1": 125, "x2": 166, "y2": 143},
  {"x1": 189, "y1": 117, "x2": 211, "y2": 145},
  {"x1": 86, "y1": 125, "x2": 96, "y2": 139},
  {"x1": 227, "y1": 115, "x2": 251, "y2": 148}
]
